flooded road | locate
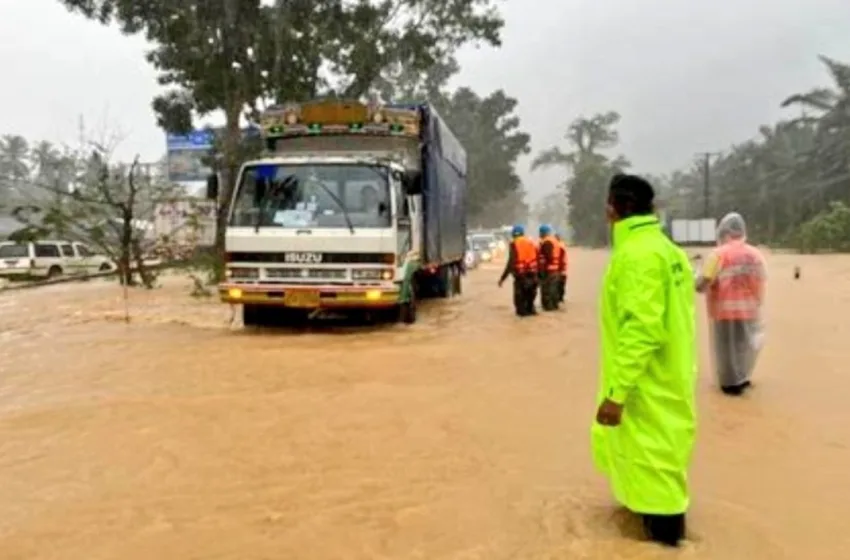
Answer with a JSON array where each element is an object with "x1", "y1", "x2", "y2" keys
[{"x1": 1, "y1": 249, "x2": 848, "y2": 559}]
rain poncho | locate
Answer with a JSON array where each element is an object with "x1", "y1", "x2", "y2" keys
[
  {"x1": 701, "y1": 213, "x2": 767, "y2": 390},
  {"x1": 592, "y1": 215, "x2": 697, "y2": 515}
]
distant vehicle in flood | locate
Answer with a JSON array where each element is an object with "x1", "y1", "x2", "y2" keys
[
  {"x1": 464, "y1": 237, "x2": 480, "y2": 270},
  {"x1": 469, "y1": 233, "x2": 497, "y2": 262}
]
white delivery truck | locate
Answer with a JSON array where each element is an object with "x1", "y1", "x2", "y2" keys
[{"x1": 207, "y1": 99, "x2": 468, "y2": 326}]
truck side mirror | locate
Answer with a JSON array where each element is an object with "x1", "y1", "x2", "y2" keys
[
  {"x1": 402, "y1": 170, "x2": 421, "y2": 195},
  {"x1": 205, "y1": 174, "x2": 219, "y2": 200}
]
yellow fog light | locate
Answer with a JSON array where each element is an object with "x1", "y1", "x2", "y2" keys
[
  {"x1": 365, "y1": 290, "x2": 381, "y2": 300},
  {"x1": 228, "y1": 288, "x2": 243, "y2": 298}
]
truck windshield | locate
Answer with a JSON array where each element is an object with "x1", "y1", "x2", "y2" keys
[{"x1": 230, "y1": 163, "x2": 391, "y2": 229}]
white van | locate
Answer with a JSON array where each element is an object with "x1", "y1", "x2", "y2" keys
[{"x1": 0, "y1": 240, "x2": 113, "y2": 279}]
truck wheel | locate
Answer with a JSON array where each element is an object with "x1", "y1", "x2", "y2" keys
[
  {"x1": 398, "y1": 291, "x2": 417, "y2": 324},
  {"x1": 242, "y1": 304, "x2": 263, "y2": 327},
  {"x1": 277, "y1": 308, "x2": 309, "y2": 326},
  {"x1": 453, "y1": 265, "x2": 462, "y2": 295},
  {"x1": 438, "y1": 265, "x2": 453, "y2": 298},
  {"x1": 47, "y1": 266, "x2": 62, "y2": 279},
  {"x1": 244, "y1": 305, "x2": 307, "y2": 327}
]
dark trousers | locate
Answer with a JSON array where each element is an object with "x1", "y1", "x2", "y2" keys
[
  {"x1": 642, "y1": 513, "x2": 686, "y2": 546},
  {"x1": 557, "y1": 274, "x2": 567, "y2": 302},
  {"x1": 539, "y1": 273, "x2": 559, "y2": 311},
  {"x1": 512, "y1": 273, "x2": 538, "y2": 316}
]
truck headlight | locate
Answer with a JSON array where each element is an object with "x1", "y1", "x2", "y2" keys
[
  {"x1": 226, "y1": 267, "x2": 259, "y2": 279},
  {"x1": 352, "y1": 268, "x2": 393, "y2": 280}
]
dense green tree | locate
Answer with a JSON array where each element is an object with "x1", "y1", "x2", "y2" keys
[
  {"x1": 373, "y1": 58, "x2": 460, "y2": 104},
  {"x1": 435, "y1": 87, "x2": 530, "y2": 225},
  {"x1": 57, "y1": 0, "x2": 504, "y2": 259},
  {"x1": 367, "y1": 55, "x2": 531, "y2": 226},
  {"x1": 531, "y1": 112, "x2": 629, "y2": 246}
]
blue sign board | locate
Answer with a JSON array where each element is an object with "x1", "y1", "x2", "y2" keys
[
  {"x1": 165, "y1": 127, "x2": 259, "y2": 183},
  {"x1": 166, "y1": 129, "x2": 216, "y2": 151}
]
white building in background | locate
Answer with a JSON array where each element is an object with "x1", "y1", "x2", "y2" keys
[{"x1": 152, "y1": 198, "x2": 216, "y2": 247}]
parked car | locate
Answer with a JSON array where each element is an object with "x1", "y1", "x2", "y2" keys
[{"x1": 0, "y1": 240, "x2": 113, "y2": 280}]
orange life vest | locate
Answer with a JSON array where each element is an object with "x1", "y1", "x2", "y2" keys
[
  {"x1": 538, "y1": 235, "x2": 562, "y2": 272},
  {"x1": 708, "y1": 240, "x2": 765, "y2": 320},
  {"x1": 512, "y1": 236, "x2": 539, "y2": 274},
  {"x1": 557, "y1": 240, "x2": 568, "y2": 273}
]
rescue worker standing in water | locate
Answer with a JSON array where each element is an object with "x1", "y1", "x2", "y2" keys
[
  {"x1": 498, "y1": 225, "x2": 539, "y2": 316},
  {"x1": 591, "y1": 174, "x2": 697, "y2": 547},
  {"x1": 696, "y1": 212, "x2": 766, "y2": 396},
  {"x1": 554, "y1": 232, "x2": 568, "y2": 304},
  {"x1": 537, "y1": 224, "x2": 562, "y2": 311}
]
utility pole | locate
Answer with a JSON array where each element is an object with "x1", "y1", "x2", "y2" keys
[{"x1": 696, "y1": 152, "x2": 721, "y2": 217}]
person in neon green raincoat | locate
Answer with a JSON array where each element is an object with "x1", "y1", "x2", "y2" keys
[{"x1": 592, "y1": 174, "x2": 697, "y2": 547}]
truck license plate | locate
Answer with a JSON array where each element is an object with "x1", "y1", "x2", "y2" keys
[{"x1": 283, "y1": 290, "x2": 320, "y2": 308}]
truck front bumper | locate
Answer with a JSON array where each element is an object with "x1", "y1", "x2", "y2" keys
[{"x1": 218, "y1": 283, "x2": 400, "y2": 309}]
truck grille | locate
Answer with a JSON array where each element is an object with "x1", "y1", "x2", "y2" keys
[
  {"x1": 265, "y1": 268, "x2": 347, "y2": 280},
  {"x1": 230, "y1": 252, "x2": 393, "y2": 264}
]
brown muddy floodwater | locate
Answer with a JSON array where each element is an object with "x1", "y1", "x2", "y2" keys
[{"x1": 0, "y1": 249, "x2": 849, "y2": 559}]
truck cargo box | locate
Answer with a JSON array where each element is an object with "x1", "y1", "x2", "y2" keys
[{"x1": 417, "y1": 105, "x2": 467, "y2": 266}]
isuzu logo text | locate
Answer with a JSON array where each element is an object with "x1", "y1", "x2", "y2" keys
[{"x1": 284, "y1": 252, "x2": 323, "y2": 264}]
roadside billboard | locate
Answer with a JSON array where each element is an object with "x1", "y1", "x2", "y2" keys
[
  {"x1": 165, "y1": 127, "x2": 261, "y2": 183},
  {"x1": 166, "y1": 130, "x2": 215, "y2": 183}
]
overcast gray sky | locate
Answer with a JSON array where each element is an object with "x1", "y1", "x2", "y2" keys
[{"x1": 2, "y1": 0, "x2": 850, "y2": 201}]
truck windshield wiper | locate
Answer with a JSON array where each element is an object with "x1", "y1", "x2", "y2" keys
[
  {"x1": 314, "y1": 181, "x2": 355, "y2": 235},
  {"x1": 254, "y1": 174, "x2": 296, "y2": 232}
]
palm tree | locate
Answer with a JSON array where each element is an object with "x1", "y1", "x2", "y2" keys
[
  {"x1": 531, "y1": 111, "x2": 625, "y2": 172},
  {"x1": 28, "y1": 141, "x2": 62, "y2": 205},
  {"x1": 0, "y1": 135, "x2": 31, "y2": 180},
  {"x1": 0, "y1": 135, "x2": 31, "y2": 203},
  {"x1": 781, "y1": 55, "x2": 850, "y2": 178},
  {"x1": 30, "y1": 141, "x2": 60, "y2": 182},
  {"x1": 781, "y1": 56, "x2": 850, "y2": 116},
  {"x1": 531, "y1": 112, "x2": 629, "y2": 245}
]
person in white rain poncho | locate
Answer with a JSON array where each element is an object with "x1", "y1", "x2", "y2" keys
[{"x1": 696, "y1": 213, "x2": 766, "y2": 396}]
